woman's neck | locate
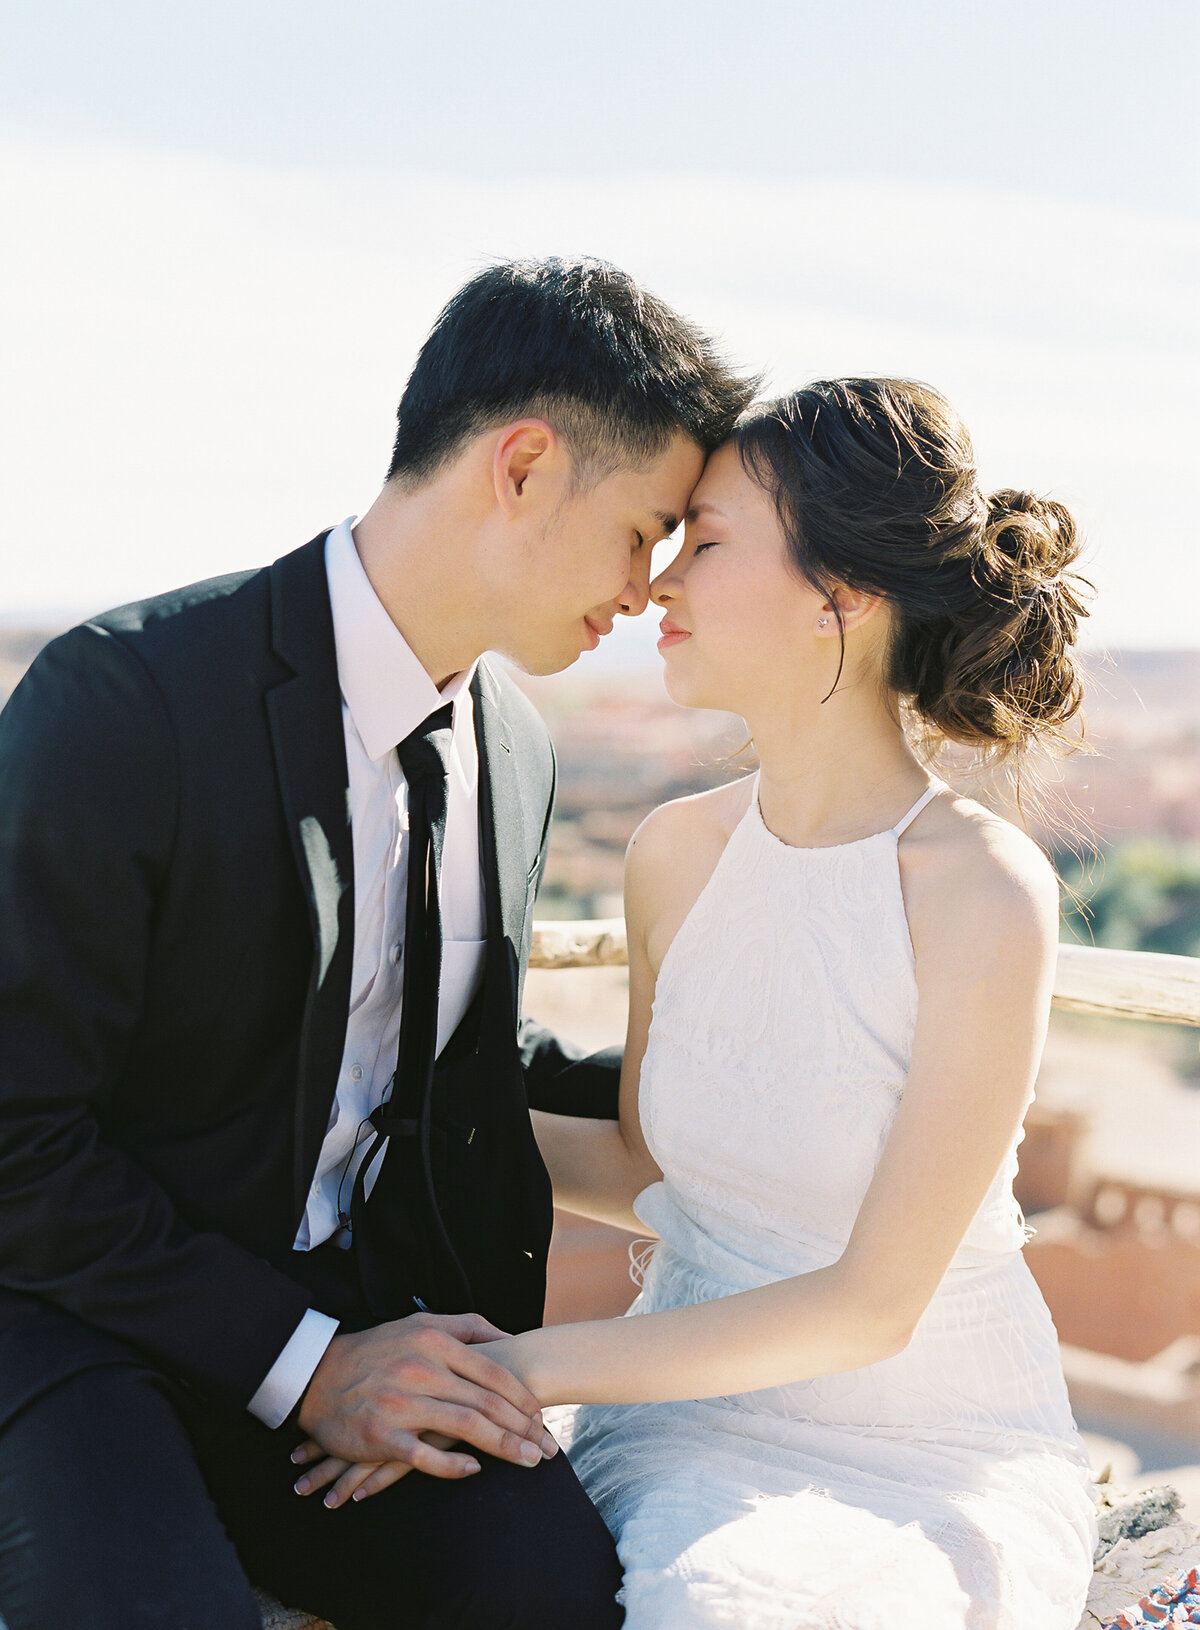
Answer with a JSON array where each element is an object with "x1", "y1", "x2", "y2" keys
[{"x1": 744, "y1": 680, "x2": 932, "y2": 850}]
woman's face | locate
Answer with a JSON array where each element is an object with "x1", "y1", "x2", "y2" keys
[{"x1": 649, "y1": 441, "x2": 832, "y2": 716}]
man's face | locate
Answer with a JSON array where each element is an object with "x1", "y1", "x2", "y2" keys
[{"x1": 495, "y1": 430, "x2": 705, "y2": 675}]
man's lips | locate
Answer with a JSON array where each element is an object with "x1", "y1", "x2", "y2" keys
[
  {"x1": 657, "y1": 616, "x2": 691, "y2": 652},
  {"x1": 583, "y1": 616, "x2": 613, "y2": 650}
]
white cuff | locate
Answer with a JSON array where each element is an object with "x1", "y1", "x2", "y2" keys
[{"x1": 246, "y1": 1308, "x2": 340, "y2": 1429}]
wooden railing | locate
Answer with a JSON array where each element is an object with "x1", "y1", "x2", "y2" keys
[{"x1": 531, "y1": 922, "x2": 1200, "y2": 1028}]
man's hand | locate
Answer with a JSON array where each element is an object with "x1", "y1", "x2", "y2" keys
[
  {"x1": 295, "y1": 1311, "x2": 557, "y2": 1482},
  {"x1": 291, "y1": 1431, "x2": 460, "y2": 1507}
]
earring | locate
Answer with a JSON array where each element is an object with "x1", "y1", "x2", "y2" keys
[{"x1": 817, "y1": 617, "x2": 830, "y2": 628}]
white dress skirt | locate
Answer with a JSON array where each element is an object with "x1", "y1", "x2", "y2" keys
[{"x1": 552, "y1": 780, "x2": 1098, "y2": 1629}]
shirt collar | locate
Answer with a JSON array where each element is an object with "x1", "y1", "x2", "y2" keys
[{"x1": 324, "y1": 517, "x2": 478, "y2": 764}]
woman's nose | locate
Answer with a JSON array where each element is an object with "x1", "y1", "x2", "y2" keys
[
  {"x1": 650, "y1": 565, "x2": 676, "y2": 606},
  {"x1": 650, "y1": 538, "x2": 688, "y2": 606}
]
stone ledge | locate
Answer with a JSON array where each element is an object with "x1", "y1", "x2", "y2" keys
[
  {"x1": 1078, "y1": 1518, "x2": 1200, "y2": 1627},
  {"x1": 255, "y1": 1592, "x2": 332, "y2": 1630}
]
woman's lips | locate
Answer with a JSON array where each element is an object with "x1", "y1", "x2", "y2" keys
[{"x1": 657, "y1": 617, "x2": 691, "y2": 652}]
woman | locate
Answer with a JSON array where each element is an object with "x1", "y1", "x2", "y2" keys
[{"x1": 300, "y1": 379, "x2": 1099, "y2": 1627}]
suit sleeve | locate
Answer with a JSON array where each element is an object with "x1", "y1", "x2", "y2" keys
[
  {"x1": 519, "y1": 1024, "x2": 623, "y2": 1118},
  {"x1": 517, "y1": 732, "x2": 623, "y2": 1119},
  {"x1": 0, "y1": 627, "x2": 313, "y2": 1411}
]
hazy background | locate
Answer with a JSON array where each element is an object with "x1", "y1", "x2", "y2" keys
[{"x1": 2, "y1": 0, "x2": 1197, "y2": 658}]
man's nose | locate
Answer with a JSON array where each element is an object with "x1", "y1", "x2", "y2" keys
[{"x1": 617, "y1": 550, "x2": 653, "y2": 617}]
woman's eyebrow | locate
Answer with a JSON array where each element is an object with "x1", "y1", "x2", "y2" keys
[{"x1": 685, "y1": 500, "x2": 726, "y2": 524}]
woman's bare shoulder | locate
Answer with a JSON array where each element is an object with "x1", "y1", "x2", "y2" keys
[
  {"x1": 902, "y1": 787, "x2": 1061, "y2": 952},
  {"x1": 629, "y1": 777, "x2": 752, "y2": 864},
  {"x1": 626, "y1": 778, "x2": 756, "y2": 969}
]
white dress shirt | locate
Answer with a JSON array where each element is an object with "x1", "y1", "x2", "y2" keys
[{"x1": 248, "y1": 518, "x2": 487, "y2": 1426}]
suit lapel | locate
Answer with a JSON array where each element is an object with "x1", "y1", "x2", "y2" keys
[{"x1": 264, "y1": 534, "x2": 356, "y2": 1221}]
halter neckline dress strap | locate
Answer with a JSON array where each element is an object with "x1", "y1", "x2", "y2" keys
[{"x1": 890, "y1": 778, "x2": 946, "y2": 838}]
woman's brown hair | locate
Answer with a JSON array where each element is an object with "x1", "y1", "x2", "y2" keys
[{"x1": 734, "y1": 378, "x2": 1091, "y2": 762}]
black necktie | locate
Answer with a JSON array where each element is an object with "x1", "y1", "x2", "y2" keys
[{"x1": 350, "y1": 702, "x2": 467, "y2": 1315}]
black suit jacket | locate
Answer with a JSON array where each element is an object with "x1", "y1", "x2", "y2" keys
[{"x1": 0, "y1": 532, "x2": 616, "y2": 1428}]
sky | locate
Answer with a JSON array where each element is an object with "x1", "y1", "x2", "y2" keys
[{"x1": 2, "y1": 0, "x2": 1197, "y2": 657}]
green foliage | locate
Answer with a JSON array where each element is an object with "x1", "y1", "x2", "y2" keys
[{"x1": 1057, "y1": 840, "x2": 1200, "y2": 958}]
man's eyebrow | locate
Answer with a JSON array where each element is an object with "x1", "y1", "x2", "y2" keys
[
  {"x1": 652, "y1": 509, "x2": 680, "y2": 535},
  {"x1": 685, "y1": 500, "x2": 724, "y2": 524}
]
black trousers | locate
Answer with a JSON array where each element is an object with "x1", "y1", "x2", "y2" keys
[
  {"x1": 0, "y1": 1360, "x2": 624, "y2": 1630},
  {"x1": 0, "y1": 1244, "x2": 624, "y2": 1630}
]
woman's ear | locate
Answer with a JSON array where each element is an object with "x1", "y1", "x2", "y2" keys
[{"x1": 815, "y1": 585, "x2": 885, "y2": 635}]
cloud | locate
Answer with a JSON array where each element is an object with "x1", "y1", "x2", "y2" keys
[{"x1": 1, "y1": 138, "x2": 1195, "y2": 651}]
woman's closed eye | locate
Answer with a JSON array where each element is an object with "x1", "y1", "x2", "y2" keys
[{"x1": 693, "y1": 540, "x2": 720, "y2": 554}]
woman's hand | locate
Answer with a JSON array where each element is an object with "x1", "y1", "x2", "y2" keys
[
  {"x1": 294, "y1": 1310, "x2": 558, "y2": 1486},
  {"x1": 290, "y1": 1327, "x2": 558, "y2": 1508},
  {"x1": 291, "y1": 1333, "x2": 557, "y2": 1506}
]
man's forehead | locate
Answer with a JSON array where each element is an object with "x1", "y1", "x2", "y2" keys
[{"x1": 621, "y1": 435, "x2": 704, "y2": 533}]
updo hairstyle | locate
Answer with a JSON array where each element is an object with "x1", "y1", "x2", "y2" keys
[{"x1": 734, "y1": 378, "x2": 1091, "y2": 761}]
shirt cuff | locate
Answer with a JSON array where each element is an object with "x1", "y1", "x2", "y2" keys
[{"x1": 246, "y1": 1308, "x2": 340, "y2": 1429}]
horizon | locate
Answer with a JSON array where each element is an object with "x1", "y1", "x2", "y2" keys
[{"x1": 1, "y1": 611, "x2": 1197, "y2": 669}]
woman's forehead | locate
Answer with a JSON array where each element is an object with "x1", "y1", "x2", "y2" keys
[{"x1": 689, "y1": 443, "x2": 769, "y2": 522}]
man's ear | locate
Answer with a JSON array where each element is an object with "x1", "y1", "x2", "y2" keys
[{"x1": 492, "y1": 419, "x2": 559, "y2": 515}]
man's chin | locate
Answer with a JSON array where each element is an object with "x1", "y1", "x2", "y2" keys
[
  {"x1": 494, "y1": 635, "x2": 595, "y2": 679},
  {"x1": 530, "y1": 651, "x2": 588, "y2": 678}
]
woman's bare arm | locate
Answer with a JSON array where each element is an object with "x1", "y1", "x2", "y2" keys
[
  {"x1": 494, "y1": 812, "x2": 1059, "y2": 1407},
  {"x1": 526, "y1": 799, "x2": 702, "y2": 1229}
]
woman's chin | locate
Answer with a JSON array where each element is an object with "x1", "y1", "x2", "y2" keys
[{"x1": 660, "y1": 665, "x2": 727, "y2": 713}]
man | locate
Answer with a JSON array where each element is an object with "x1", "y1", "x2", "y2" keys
[{"x1": 0, "y1": 258, "x2": 756, "y2": 1629}]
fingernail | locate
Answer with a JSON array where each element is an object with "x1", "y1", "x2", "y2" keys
[
  {"x1": 294, "y1": 1478, "x2": 310, "y2": 1495},
  {"x1": 464, "y1": 1459, "x2": 481, "y2": 1475},
  {"x1": 519, "y1": 1441, "x2": 542, "y2": 1465},
  {"x1": 352, "y1": 1489, "x2": 367, "y2": 1501},
  {"x1": 290, "y1": 1448, "x2": 305, "y2": 1463},
  {"x1": 324, "y1": 1492, "x2": 338, "y2": 1508},
  {"x1": 542, "y1": 1431, "x2": 558, "y2": 1457}
]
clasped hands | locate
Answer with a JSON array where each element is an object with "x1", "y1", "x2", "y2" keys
[{"x1": 291, "y1": 1311, "x2": 554, "y2": 1509}]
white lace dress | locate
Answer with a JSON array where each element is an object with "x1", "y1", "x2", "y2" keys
[{"x1": 554, "y1": 779, "x2": 1098, "y2": 1629}]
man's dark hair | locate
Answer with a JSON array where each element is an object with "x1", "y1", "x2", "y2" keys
[{"x1": 386, "y1": 257, "x2": 759, "y2": 488}]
